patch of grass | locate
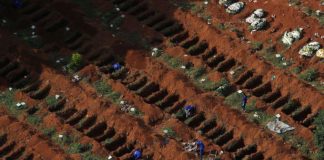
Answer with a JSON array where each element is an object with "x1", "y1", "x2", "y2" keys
[
  {"x1": 27, "y1": 115, "x2": 42, "y2": 125},
  {"x1": 185, "y1": 67, "x2": 206, "y2": 80},
  {"x1": 262, "y1": 52, "x2": 291, "y2": 69},
  {"x1": 250, "y1": 41, "x2": 263, "y2": 51},
  {"x1": 42, "y1": 127, "x2": 56, "y2": 137},
  {"x1": 302, "y1": 6, "x2": 315, "y2": 16},
  {"x1": 288, "y1": 0, "x2": 301, "y2": 6},
  {"x1": 46, "y1": 96, "x2": 59, "y2": 106},
  {"x1": 160, "y1": 54, "x2": 184, "y2": 68},
  {"x1": 215, "y1": 78, "x2": 233, "y2": 96},
  {"x1": 93, "y1": 80, "x2": 121, "y2": 103},
  {"x1": 281, "y1": 132, "x2": 313, "y2": 158},
  {"x1": 52, "y1": 133, "x2": 77, "y2": 147},
  {"x1": 129, "y1": 108, "x2": 143, "y2": 117},
  {"x1": 0, "y1": 90, "x2": 26, "y2": 116},
  {"x1": 314, "y1": 111, "x2": 324, "y2": 159},
  {"x1": 67, "y1": 52, "x2": 83, "y2": 73},
  {"x1": 248, "y1": 110, "x2": 274, "y2": 126},
  {"x1": 291, "y1": 66, "x2": 302, "y2": 74},
  {"x1": 224, "y1": 92, "x2": 243, "y2": 109},
  {"x1": 298, "y1": 68, "x2": 319, "y2": 82},
  {"x1": 171, "y1": 1, "x2": 196, "y2": 11},
  {"x1": 162, "y1": 127, "x2": 177, "y2": 138},
  {"x1": 68, "y1": 143, "x2": 92, "y2": 154},
  {"x1": 215, "y1": 23, "x2": 226, "y2": 30}
]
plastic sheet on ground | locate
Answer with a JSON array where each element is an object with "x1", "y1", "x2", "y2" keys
[
  {"x1": 266, "y1": 119, "x2": 294, "y2": 134},
  {"x1": 226, "y1": 2, "x2": 245, "y2": 14},
  {"x1": 316, "y1": 48, "x2": 324, "y2": 58},
  {"x1": 299, "y1": 41, "x2": 321, "y2": 57},
  {"x1": 282, "y1": 28, "x2": 303, "y2": 46},
  {"x1": 182, "y1": 141, "x2": 198, "y2": 152},
  {"x1": 246, "y1": 9, "x2": 267, "y2": 31}
]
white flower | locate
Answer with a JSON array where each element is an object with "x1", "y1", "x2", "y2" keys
[
  {"x1": 275, "y1": 54, "x2": 281, "y2": 58},
  {"x1": 2, "y1": 19, "x2": 6, "y2": 23},
  {"x1": 107, "y1": 155, "x2": 113, "y2": 160},
  {"x1": 56, "y1": 60, "x2": 60, "y2": 63},
  {"x1": 204, "y1": 1, "x2": 208, "y2": 5},
  {"x1": 110, "y1": 24, "x2": 114, "y2": 28},
  {"x1": 116, "y1": 7, "x2": 120, "y2": 11},
  {"x1": 237, "y1": 90, "x2": 243, "y2": 93},
  {"x1": 55, "y1": 95, "x2": 60, "y2": 100},
  {"x1": 253, "y1": 112, "x2": 259, "y2": 118},
  {"x1": 184, "y1": 54, "x2": 188, "y2": 57},
  {"x1": 200, "y1": 78, "x2": 206, "y2": 82},
  {"x1": 58, "y1": 134, "x2": 63, "y2": 138},
  {"x1": 8, "y1": 87, "x2": 12, "y2": 91},
  {"x1": 32, "y1": 32, "x2": 35, "y2": 35},
  {"x1": 180, "y1": 65, "x2": 186, "y2": 69},
  {"x1": 229, "y1": 70, "x2": 235, "y2": 75},
  {"x1": 16, "y1": 103, "x2": 21, "y2": 107},
  {"x1": 21, "y1": 102, "x2": 26, "y2": 106},
  {"x1": 130, "y1": 107, "x2": 135, "y2": 112},
  {"x1": 24, "y1": 75, "x2": 27, "y2": 79},
  {"x1": 282, "y1": 62, "x2": 287, "y2": 66},
  {"x1": 65, "y1": 27, "x2": 70, "y2": 31},
  {"x1": 121, "y1": 14, "x2": 125, "y2": 18},
  {"x1": 31, "y1": 25, "x2": 36, "y2": 29},
  {"x1": 120, "y1": 100, "x2": 125, "y2": 105},
  {"x1": 275, "y1": 114, "x2": 281, "y2": 118},
  {"x1": 163, "y1": 129, "x2": 169, "y2": 134}
]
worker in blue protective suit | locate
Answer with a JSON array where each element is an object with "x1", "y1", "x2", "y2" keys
[
  {"x1": 196, "y1": 140, "x2": 205, "y2": 160},
  {"x1": 184, "y1": 105, "x2": 195, "y2": 118},
  {"x1": 241, "y1": 94, "x2": 248, "y2": 112},
  {"x1": 12, "y1": 0, "x2": 23, "y2": 8},
  {"x1": 133, "y1": 149, "x2": 142, "y2": 160},
  {"x1": 112, "y1": 62, "x2": 122, "y2": 71}
]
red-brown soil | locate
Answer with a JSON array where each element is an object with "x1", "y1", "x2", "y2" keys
[{"x1": 0, "y1": 0, "x2": 323, "y2": 159}]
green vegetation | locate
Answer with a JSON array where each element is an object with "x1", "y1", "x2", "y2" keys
[
  {"x1": 46, "y1": 96, "x2": 59, "y2": 106},
  {"x1": 298, "y1": 68, "x2": 319, "y2": 82},
  {"x1": 314, "y1": 111, "x2": 324, "y2": 159},
  {"x1": 67, "y1": 52, "x2": 83, "y2": 73},
  {"x1": 162, "y1": 127, "x2": 177, "y2": 138},
  {"x1": 224, "y1": 92, "x2": 244, "y2": 109},
  {"x1": 42, "y1": 127, "x2": 56, "y2": 137},
  {"x1": 250, "y1": 41, "x2": 263, "y2": 51},
  {"x1": 27, "y1": 115, "x2": 42, "y2": 125},
  {"x1": 281, "y1": 132, "x2": 313, "y2": 158},
  {"x1": 291, "y1": 66, "x2": 302, "y2": 74},
  {"x1": 259, "y1": 46, "x2": 291, "y2": 69},
  {"x1": 215, "y1": 78, "x2": 232, "y2": 96},
  {"x1": 0, "y1": 88, "x2": 103, "y2": 159},
  {"x1": 0, "y1": 90, "x2": 27, "y2": 116},
  {"x1": 93, "y1": 80, "x2": 121, "y2": 103},
  {"x1": 129, "y1": 107, "x2": 143, "y2": 117},
  {"x1": 68, "y1": 143, "x2": 92, "y2": 154},
  {"x1": 215, "y1": 23, "x2": 226, "y2": 30},
  {"x1": 288, "y1": 0, "x2": 301, "y2": 6},
  {"x1": 159, "y1": 54, "x2": 219, "y2": 91}
]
